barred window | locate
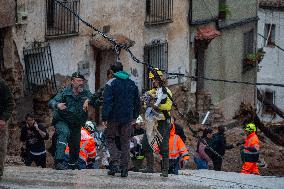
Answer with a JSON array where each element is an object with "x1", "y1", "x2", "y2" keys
[
  {"x1": 145, "y1": 0, "x2": 173, "y2": 26},
  {"x1": 144, "y1": 40, "x2": 168, "y2": 90},
  {"x1": 46, "y1": 0, "x2": 80, "y2": 38},
  {"x1": 23, "y1": 43, "x2": 57, "y2": 93},
  {"x1": 0, "y1": 29, "x2": 4, "y2": 71}
]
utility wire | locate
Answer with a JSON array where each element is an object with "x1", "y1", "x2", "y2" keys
[
  {"x1": 54, "y1": 0, "x2": 284, "y2": 89},
  {"x1": 258, "y1": 33, "x2": 284, "y2": 52}
]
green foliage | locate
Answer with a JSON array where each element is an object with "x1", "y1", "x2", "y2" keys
[{"x1": 219, "y1": 3, "x2": 231, "y2": 16}]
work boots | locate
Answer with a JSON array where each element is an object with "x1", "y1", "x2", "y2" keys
[
  {"x1": 68, "y1": 163, "x2": 81, "y2": 170},
  {"x1": 107, "y1": 164, "x2": 121, "y2": 176},
  {"x1": 121, "y1": 168, "x2": 128, "y2": 177},
  {"x1": 141, "y1": 151, "x2": 154, "y2": 173},
  {"x1": 54, "y1": 160, "x2": 68, "y2": 170},
  {"x1": 160, "y1": 158, "x2": 169, "y2": 177}
]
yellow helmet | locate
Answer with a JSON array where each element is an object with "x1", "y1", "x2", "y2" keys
[
  {"x1": 244, "y1": 123, "x2": 256, "y2": 133},
  {"x1": 149, "y1": 68, "x2": 163, "y2": 79}
]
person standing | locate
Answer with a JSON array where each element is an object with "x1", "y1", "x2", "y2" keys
[
  {"x1": 102, "y1": 62, "x2": 140, "y2": 177},
  {"x1": 194, "y1": 128, "x2": 213, "y2": 169},
  {"x1": 240, "y1": 122, "x2": 260, "y2": 175},
  {"x1": 20, "y1": 113, "x2": 49, "y2": 168},
  {"x1": 209, "y1": 125, "x2": 234, "y2": 171},
  {"x1": 48, "y1": 72, "x2": 100, "y2": 170},
  {"x1": 143, "y1": 68, "x2": 173, "y2": 177},
  {"x1": 0, "y1": 79, "x2": 13, "y2": 178}
]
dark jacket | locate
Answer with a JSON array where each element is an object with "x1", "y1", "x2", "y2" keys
[
  {"x1": 20, "y1": 122, "x2": 49, "y2": 153},
  {"x1": 48, "y1": 85, "x2": 100, "y2": 126},
  {"x1": 175, "y1": 123, "x2": 187, "y2": 143},
  {"x1": 0, "y1": 79, "x2": 13, "y2": 121},
  {"x1": 102, "y1": 71, "x2": 140, "y2": 123},
  {"x1": 208, "y1": 132, "x2": 233, "y2": 161}
]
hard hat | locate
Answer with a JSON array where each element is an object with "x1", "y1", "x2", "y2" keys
[
  {"x1": 136, "y1": 115, "x2": 144, "y2": 124},
  {"x1": 149, "y1": 68, "x2": 163, "y2": 79},
  {"x1": 244, "y1": 123, "x2": 256, "y2": 133},
  {"x1": 85, "y1": 121, "x2": 95, "y2": 132}
]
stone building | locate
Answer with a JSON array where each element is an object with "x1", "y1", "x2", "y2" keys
[
  {"x1": 1, "y1": 0, "x2": 258, "y2": 125},
  {"x1": 189, "y1": 0, "x2": 258, "y2": 120},
  {"x1": 257, "y1": 0, "x2": 284, "y2": 122}
]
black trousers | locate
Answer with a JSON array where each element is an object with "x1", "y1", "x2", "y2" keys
[
  {"x1": 25, "y1": 152, "x2": 46, "y2": 168},
  {"x1": 106, "y1": 121, "x2": 131, "y2": 169},
  {"x1": 213, "y1": 158, "x2": 223, "y2": 171}
]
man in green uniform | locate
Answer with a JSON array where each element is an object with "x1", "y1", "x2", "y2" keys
[
  {"x1": 0, "y1": 79, "x2": 14, "y2": 178},
  {"x1": 48, "y1": 72, "x2": 100, "y2": 170}
]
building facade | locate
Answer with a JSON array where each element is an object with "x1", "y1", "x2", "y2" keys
[
  {"x1": 257, "y1": 0, "x2": 284, "y2": 121},
  {"x1": 189, "y1": 0, "x2": 258, "y2": 120}
]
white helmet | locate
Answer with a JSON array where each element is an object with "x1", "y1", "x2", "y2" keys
[
  {"x1": 85, "y1": 121, "x2": 95, "y2": 132},
  {"x1": 136, "y1": 115, "x2": 144, "y2": 125}
]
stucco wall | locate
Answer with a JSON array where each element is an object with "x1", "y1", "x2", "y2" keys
[
  {"x1": 14, "y1": 0, "x2": 190, "y2": 93},
  {"x1": 0, "y1": 0, "x2": 15, "y2": 28},
  {"x1": 257, "y1": 9, "x2": 284, "y2": 121},
  {"x1": 204, "y1": 22, "x2": 257, "y2": 119}
]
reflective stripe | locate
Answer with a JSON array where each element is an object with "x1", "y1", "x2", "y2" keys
[
  {"x1": 80, "y1": 140, "x2": 89, "y2": 154},
  {"x1": 88, "y1": 148, "x2": 96, "y2": 155},
  {"x1": 30, "y1": 150, "x2": 46, "y2": 156},
  {"x1": 59, "y1": 141, "x2": 67, "y2": 146},
  {"x1": 171, "y1": 135, "x2": 178, "y2": 155},
  {"x1": 181, "y1": 151, "x2": 189, "y2": 157}
]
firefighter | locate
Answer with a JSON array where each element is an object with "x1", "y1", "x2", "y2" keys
[
  {"x1": 147, "y1": 68, "x2": 173, "y2": 177},
  {"x1": 240, "y1": 122, "x2": 260, "y2": 175},
  {"x1": 168, "y1": 123, "x2": 190, "y2": 175}
]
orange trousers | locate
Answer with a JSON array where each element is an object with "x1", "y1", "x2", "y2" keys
[{"x1": 241, "y1": 162, "x2": 260, "y2": 175}]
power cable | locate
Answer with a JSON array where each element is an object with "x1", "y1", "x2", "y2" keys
[{"x1": 54, "y1": 0, "x2": 284, "y2": 89}]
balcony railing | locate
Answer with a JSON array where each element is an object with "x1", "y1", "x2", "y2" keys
[
  {"x1": 145, "y1": 0, "x2": 173, "y2": 26},
  {"x1": 45, "y1": 0, "x2": 80, "y2": 39}
]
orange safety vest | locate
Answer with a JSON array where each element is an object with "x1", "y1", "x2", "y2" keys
[
  {"x1": 65, "y1": 128, "x2": 96, "y2": 162},
  {"x1": 169, "y1": 124, "x2": 189, "y2": 161},
  {"x1": 244, "y1": 132, "x2": 260, "y2": 152}
]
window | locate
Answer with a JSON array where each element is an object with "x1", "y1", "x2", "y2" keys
[
  {"x1": 23, "y1": 42, "x2": 57, "y2": 93},
  {"x1": 263, "y1": 90, "x2": 275, "y2": 114},
  {"x1": 145, "y1": 0, "x2": 173, "y2": 26},
  {"x1": 144, "y1": 40, "x2": 168, "y2": 90},
  {"x1": 0, "y1": 29, "x2": 4, "y2": 71},
  {"x1": 243, "y1": 29, "x2": 255, "y2": 71},
  {"x1": 45, "y1": 0, "x2": 80, "y2": 38},
  {"x1": 264, "y1": 24, "x2": 276, "y2": 47}
]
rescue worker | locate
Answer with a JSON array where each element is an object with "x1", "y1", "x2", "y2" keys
[
  {"x1": 48, "y1": 72, "x2": 100, "y2": 170},
  {"x1": 168, "y1": 123, "x2": 190, "y2": 175},
  {"x1": 102, "y1": 62, "x2": 140, "y2": 177},
  {"x1": 0, "y1": 79, "x2": 13, "y2": 179},
  {"x1": 65, "y1": 121, "x2": 96, "y2": 169},
  {"x1": 147, "y1": 68, "x2": 173, "y2": 177},
  {"x1": 240, "y1": 122, "x2": 260, "y2": 175}
]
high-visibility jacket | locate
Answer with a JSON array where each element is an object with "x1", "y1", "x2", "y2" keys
[
  {"x1": 242, "y1": 132, "x2": 260, "y2": 163},
  {"x1": 169, "y1": 124, "x2": 189, "y2": 161},
  {"x1": 148, "y1": 87, "x2": 172, "y2": 119},
  {"x1": 65, "y1": 128, "x2": 96, "y2": 162}
]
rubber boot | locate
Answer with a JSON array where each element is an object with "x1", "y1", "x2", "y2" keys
[
  {"x1": 121, "y1": 168, "x2": 128, "y2": 177},
  {"x1": 142, "y1": 152, "x2": 154, "y2": 173},
  {"x1": 107, "y1": 164, "x2": 120, "y2": 176},
  {"x1": 160, "y1": 158, "x2": 169, "y2": 177}
]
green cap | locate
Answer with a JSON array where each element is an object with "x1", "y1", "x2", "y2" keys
[{"x1": 71, "y1": 72, "x2": 85, "y2": 80}]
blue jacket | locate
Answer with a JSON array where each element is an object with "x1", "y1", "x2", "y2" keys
[{"x1": 102, "y1": 71, "x2": 140, "y2": 123}]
